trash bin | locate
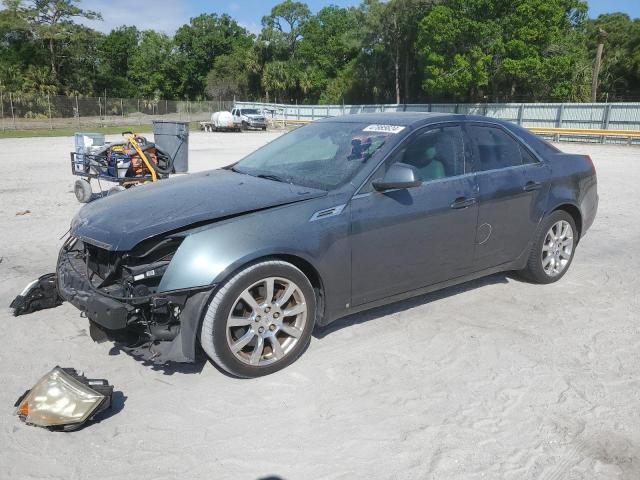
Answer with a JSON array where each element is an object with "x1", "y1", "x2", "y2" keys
[{"x1": 152, "y1": 121, "x2": 189, "y2": 173}]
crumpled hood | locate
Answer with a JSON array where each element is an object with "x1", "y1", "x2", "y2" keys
[{"x1": 71, "y1": 169, "x2": 325, "y2": 251}]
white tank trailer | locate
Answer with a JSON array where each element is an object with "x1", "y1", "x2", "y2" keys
[{"x1": 200, "y1": 111, "x2": 240, "y2": 132}]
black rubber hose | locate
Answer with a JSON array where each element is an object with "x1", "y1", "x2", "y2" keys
[{"x1": 149, "y1": 146, "x2": 174, "y2": 175}]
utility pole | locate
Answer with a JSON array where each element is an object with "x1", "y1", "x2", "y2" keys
[
  {"x1": 591, "y1": 29, "x2": 608, "y2": 102},
  {"x1": 9, "y1": 91, "x2": 16, "y2": 129},
  {"x1": 1, "y1": 87, "x2": 4, "y2": 132}
]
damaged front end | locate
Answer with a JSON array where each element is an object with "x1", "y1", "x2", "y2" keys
[{"x1": 56, "y1": 235, "x2": 213, "y2": 363}]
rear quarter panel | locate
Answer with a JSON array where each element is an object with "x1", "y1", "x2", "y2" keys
[{"x1": 546, "y1": 153, "x2": 598, "y2": 236}]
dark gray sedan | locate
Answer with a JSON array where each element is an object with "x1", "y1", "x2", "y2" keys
[{"x1": 57, "y1": 113, "x2": 598, "y2": 377}]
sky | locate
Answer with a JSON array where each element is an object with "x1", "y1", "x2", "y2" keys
[
  {"x1": 80, "y1": 0, "x2": 361, "y2": 34},
  {"x1": 78, "y1": 0, "x2": 640, "y2": 35}
]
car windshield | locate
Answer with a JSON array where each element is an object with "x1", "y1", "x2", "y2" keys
[
  {"x1": 241, "y1": 109, "x2": 260, "y2": 115},
  {"x1": 233, "y1": 122, "x2": 397, "y2": 190}
]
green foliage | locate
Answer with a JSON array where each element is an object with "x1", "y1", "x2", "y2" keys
[
  {"x1": 128, "y1": 30, "x2": 178, "y2": 100},
  {"x1": 95, "y1": 26, "x2": 139, "y2": 97},
  {"x1": 0, "y1": 0, "x2": 638, "y2": 104},
  {"x1": 0, "y1": 2, "x2": 45, "y2": 91},
  {"x1": 261, "y1": 0, "x2": 310, "y2": 57},
  {"x1": 174, "y1": 14, "x2": 251, "y2": 99},
  {"x1": 24, "y1": 0, "x2": 101, "y2": 80},
  {"x1": 298, "y1": 5, "x2": 361, "y2": 103},
  {"x1": 416, "y1": 0, "x2": 590, "y2": 102},
  {"x1": 586, "y1": 13, "x2": 640, "y2": 100},
  {"x1": 206, "y1": 43, "x2": 258, "y2": 99}
]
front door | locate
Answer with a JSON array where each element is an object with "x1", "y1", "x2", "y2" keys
[
  {"x1": 350, "y1": 124, "x2": 479, "y2": 306},
  {"x1": 466, "y1": 124, "x2": 551, "y2": 270}
]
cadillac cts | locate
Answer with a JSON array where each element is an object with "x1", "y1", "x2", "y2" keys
[{"x1": 57, "y1": 113, "x2": 598, "y2": 377}]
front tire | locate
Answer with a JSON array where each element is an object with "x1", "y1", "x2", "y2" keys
[
  {"x1": 521, "y1": 210, "x2": 577, "y2": 284},
  {"x1": 200, "y1": 260, "x2": 316, "y2": 378}
]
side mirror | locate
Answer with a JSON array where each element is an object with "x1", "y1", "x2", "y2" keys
[{"x1": 372, "y1": 163, "x2": 422, "y2": 191}]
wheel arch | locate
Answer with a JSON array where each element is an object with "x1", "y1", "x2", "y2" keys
[
  {"x1": 550, "y1": 203, "x2": 582, "y2": 241},
  {"x1": 210, "y1": 251, "x2": 326, "y2": 321},
  {"x1": 178, "y1": 251, "x2": 326, "y2": 366}
]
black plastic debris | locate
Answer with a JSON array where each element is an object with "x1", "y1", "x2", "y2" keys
[{"x1": 10, "y1": 273, "x2": 62, "y2": 316}]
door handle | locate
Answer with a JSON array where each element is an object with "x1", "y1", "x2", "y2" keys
[
  {"x1": 523, "y1": 181, "x2": 542, "y2": 192},
  {"x1": 451, "y1": 197, "x2": 477, "y2": 209}
]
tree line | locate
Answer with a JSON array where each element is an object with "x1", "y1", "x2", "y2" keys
[{"x1": 1, "y1": 0, "x2": 639, "y2": 104}]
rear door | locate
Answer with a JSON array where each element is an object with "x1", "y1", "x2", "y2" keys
[{"x1": 466, "y1": 123, "x2": 551, "y2": 270}]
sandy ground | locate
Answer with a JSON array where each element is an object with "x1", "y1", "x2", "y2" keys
[{"x1": 0, "y1": 131, "x2": 639, "y2": 480}]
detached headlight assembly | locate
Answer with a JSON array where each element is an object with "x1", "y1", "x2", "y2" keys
[{"x1": 15, "y1": 367, "x2": 113, "y2": 431}]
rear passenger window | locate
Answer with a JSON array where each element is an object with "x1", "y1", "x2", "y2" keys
[{"x1": 468, "y1": 125, "x2": 535, "y2": 171}]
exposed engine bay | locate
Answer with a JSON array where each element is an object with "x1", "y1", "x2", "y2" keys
[{"x1": 56, "y1": 235, "x2": 212, "y2": 364}]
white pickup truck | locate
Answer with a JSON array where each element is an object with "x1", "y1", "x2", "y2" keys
[{"x1": 231, "y1": 107, "x2": 268, "y2": 130}]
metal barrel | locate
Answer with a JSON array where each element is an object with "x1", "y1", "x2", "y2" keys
[{"x1": 152, "y1": 121, "x2": 189, "y2": 173}]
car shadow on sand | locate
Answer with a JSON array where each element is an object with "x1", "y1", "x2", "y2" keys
[
  {"x1": 106, "y1": 272, "x2": 514, "y2": 376},
  {"x1": 106, "y1": 343, "x2": 208, "y2": 375},
  {"x1": 313, "y1": 272, "x2": 513, "y2": 339}
]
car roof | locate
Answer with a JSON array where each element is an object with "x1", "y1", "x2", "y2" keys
[
  {"x1": 318, "y1": 112, "x2": 530, "y2": 130},
  {"x1": 319, "y1": 112, "x2": 561, "y2": 157},
  {"x1": 317, "y1": 112, "x2": 453, "y2": 127}
]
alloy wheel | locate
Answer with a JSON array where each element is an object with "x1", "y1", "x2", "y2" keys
[
  {"x1": 225, "y1": 277, "x2": 307, "y2": 366},
  {"x1": 541, "y1": 220, "x2": 574, "y2": 277}
]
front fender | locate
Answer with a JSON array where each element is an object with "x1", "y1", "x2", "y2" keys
[{"x1": 158, "y1": 198, "x2": 352, "y2": 321}]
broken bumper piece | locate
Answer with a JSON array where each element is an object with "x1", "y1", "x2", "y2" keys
[
  {"x1": 10, "y1": 273, "x2": 62, "y2": 316},
  {"x1": 15, "y1": 367, "x2": 113, "y2": 431}
]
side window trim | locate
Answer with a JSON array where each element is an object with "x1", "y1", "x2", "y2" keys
[{"x1": 354, "y1": 122, "x2": 471, "y2": 196}]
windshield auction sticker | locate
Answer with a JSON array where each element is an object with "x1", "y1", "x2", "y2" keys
[{"x1": 363, "y1": 124, "x2": 406, "y2": 134}]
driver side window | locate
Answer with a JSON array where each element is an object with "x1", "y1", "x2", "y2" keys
[{"x1": 362, "y1": 125, "x2": 468, "y2": 192}]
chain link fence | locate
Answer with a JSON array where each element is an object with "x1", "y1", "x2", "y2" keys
[
  {"x1": 0, "y1": 93, "x2": 234, "y2": 130},
  {"x1": 6, "y1": 94, "x2": 640, "y2": 141}
]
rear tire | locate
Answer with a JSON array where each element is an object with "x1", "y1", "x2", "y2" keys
[
  {"x1": 520, "y1": 210, "x2": 577, "y2": 284},
  {"x1": 200, "y1": 260, "x2": 316, "y2": 378},
  {"x1": 74, "y1": 179, "x2": 92, "y2": 203}
]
